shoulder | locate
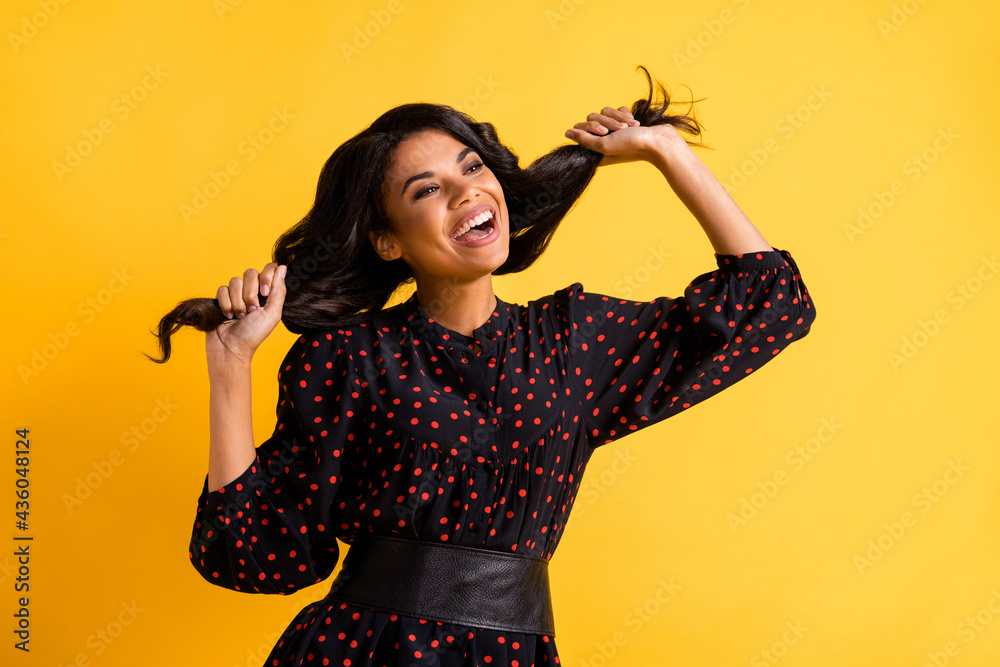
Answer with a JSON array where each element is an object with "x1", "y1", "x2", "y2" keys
[
  {"x1": 290, "y1": 302, "x2": 414, "y2": 366},
  {"x1": 522, "y1": 281, "x2": 585, "y2": 313},
  {"x1": 277, "y1": 324, "x2": 362, "y2": 384},
  {"x1": 289, "y1": 325, "x2": 357, "y2": 352},
  {"x1": 514, "y1": 282, "x2": 599, "y2": 339}
]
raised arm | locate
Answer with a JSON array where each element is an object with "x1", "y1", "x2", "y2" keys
[
  {"x1": 561, "y1": 103, "x2": 816, "y2": 449},
  {"x1": 644, "y1": 125, "x2": 772, "y2": 255},
  {"x1": 190, "y1": 326, "x2": 357, "y2": 595},
  {"x1": 206, "y1": 262, "x2": 288, "y2": 490}
]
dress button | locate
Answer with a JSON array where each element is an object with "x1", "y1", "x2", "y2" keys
[
  {"x1": 477, "y1": 400, "x2": 489, "y2": 413},
  {"x1": 483, "y1": 461, "x2": 495, "y2": 472},
  {"x1": 470, "y1": 522, "x2": 483, "y2": 532}
]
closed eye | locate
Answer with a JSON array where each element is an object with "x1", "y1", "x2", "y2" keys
[{"x1": 414, "y1": 162, "x2": 485, "y2": 200}]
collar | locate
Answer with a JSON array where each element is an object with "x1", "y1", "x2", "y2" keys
[{"x1": 401, "y1": 291, "x2": 511, "y2": 349}]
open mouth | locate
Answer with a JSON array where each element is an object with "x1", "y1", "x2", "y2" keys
[{"x1": 451, "y1": 208, "x2": 497, "y2": 244}]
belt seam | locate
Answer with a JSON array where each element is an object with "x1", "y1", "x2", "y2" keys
[{"x1": 359, "y1": 533, "x2": 550, "y2": 565}]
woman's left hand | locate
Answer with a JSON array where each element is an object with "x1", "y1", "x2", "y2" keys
[{"x1": 565, "y1": 106, "x2": 666, "y2": 167}]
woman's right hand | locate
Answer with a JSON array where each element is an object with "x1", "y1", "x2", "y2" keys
[{"x1": 206, "y1": 263, "x2": 288, "y2": 364}]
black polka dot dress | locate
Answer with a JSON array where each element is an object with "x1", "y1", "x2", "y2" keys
[{"x1": 189, "y1": 248, "x2": 816, "y2": 666}]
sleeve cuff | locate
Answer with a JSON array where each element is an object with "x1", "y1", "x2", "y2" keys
[
  {"x1": 202, "y1": 454, "x2": 264, "y2": 510},
  {"x1": 714, "y1": 248, "x2": 791, "y2": 272}
]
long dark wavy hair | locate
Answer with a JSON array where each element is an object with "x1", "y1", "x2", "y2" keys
[{"x1": 145, "y1": 65, "x2": 706, "y2": 363}]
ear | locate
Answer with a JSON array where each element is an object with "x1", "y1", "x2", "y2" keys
[{"x1": 369, "y1": 229, "x2": 402, "y2": 262}]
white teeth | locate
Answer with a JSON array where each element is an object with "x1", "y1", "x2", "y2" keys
[{"x1": 452, "y1": 209, "x2": 494, "y2": 239}]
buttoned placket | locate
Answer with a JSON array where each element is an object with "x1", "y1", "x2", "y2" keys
[{"x1": 454, "y1": 327, "x2": 504, "y2": 542}]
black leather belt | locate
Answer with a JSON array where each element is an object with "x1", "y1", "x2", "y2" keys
[{"x1": 325, "y1": 533, "x2": 556, "y2": 636}]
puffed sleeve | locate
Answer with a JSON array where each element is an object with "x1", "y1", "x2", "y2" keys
[
  {"x1": 558, "y1": 247, "x2": 816, "y2": 448},
  {"x1": 188, "y1": 329, "x2": 359, "y2": 594}
]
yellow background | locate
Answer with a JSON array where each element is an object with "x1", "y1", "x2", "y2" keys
[{"x1": 3, "y1": 1, "x2": 999, "y2": 665}]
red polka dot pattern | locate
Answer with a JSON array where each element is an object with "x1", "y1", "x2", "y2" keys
[{"x1": 189, "y1": 248, "x2": 815, "y2": 665}]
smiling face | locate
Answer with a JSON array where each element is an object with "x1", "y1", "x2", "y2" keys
[{"x1": 372, "y1": 129, "x2": 510, "y2": 287}]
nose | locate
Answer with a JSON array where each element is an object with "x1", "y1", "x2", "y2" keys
[{"x1": 450, "y1": 180, "x2": 480, "y2": 209}]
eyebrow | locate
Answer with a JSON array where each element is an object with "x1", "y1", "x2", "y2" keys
[{"x1": 400, "y1": 146, "x2": 478, "y2": 198}]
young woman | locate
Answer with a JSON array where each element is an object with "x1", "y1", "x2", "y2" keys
[{"x1": 148, "y1": 66, "x2": 816, "y2": 666}]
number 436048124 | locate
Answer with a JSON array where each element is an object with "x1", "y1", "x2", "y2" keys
[{"x1": 16, "y1": 428, "x2": 30, "y2": 526}]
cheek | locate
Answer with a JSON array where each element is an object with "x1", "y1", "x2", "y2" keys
[{"x1": 403, "y1": 214, "x2": 447, "y2": 249}]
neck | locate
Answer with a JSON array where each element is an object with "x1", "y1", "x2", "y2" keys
[{"x1": 415, "y1": 276, "x2": 497, "y2": 338}]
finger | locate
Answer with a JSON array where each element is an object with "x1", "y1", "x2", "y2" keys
[
  {"x1": 242, "y1": 268, "x2": 261, "y2": 314},
  {"x1": 575, "y1": 119, "x2": 611, "y2": 135},
  {"x1": 572, "y1": 120, "x2": 608, "y2": 135},
  {"x1": 260, "y1": 262, "x2": 279, "y2": 297},
  {"x1": 566, "y1": 126, "x2": 602, "y2": 141},
  {"x1": 228, "y1": 276, "x2": 248, "y2": 318},
  {"x1": 216, "y1": 285, "x2": 234, "y2": 319},
  {"x1": 619, "y1": 106, "x2": 640, "y2": 126},
  {"x1": 587, "y1": 112, "x2": 624, "y2": 132},
  {"x1": 599, "y1": 108, "x2": 632, "y2": 130},
  {"x1": 565, "y1": 126, "x2": 605, "y2": 152},
  {"x1": 264, "y1": 264, "x2": 288, "y2": 314}
]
